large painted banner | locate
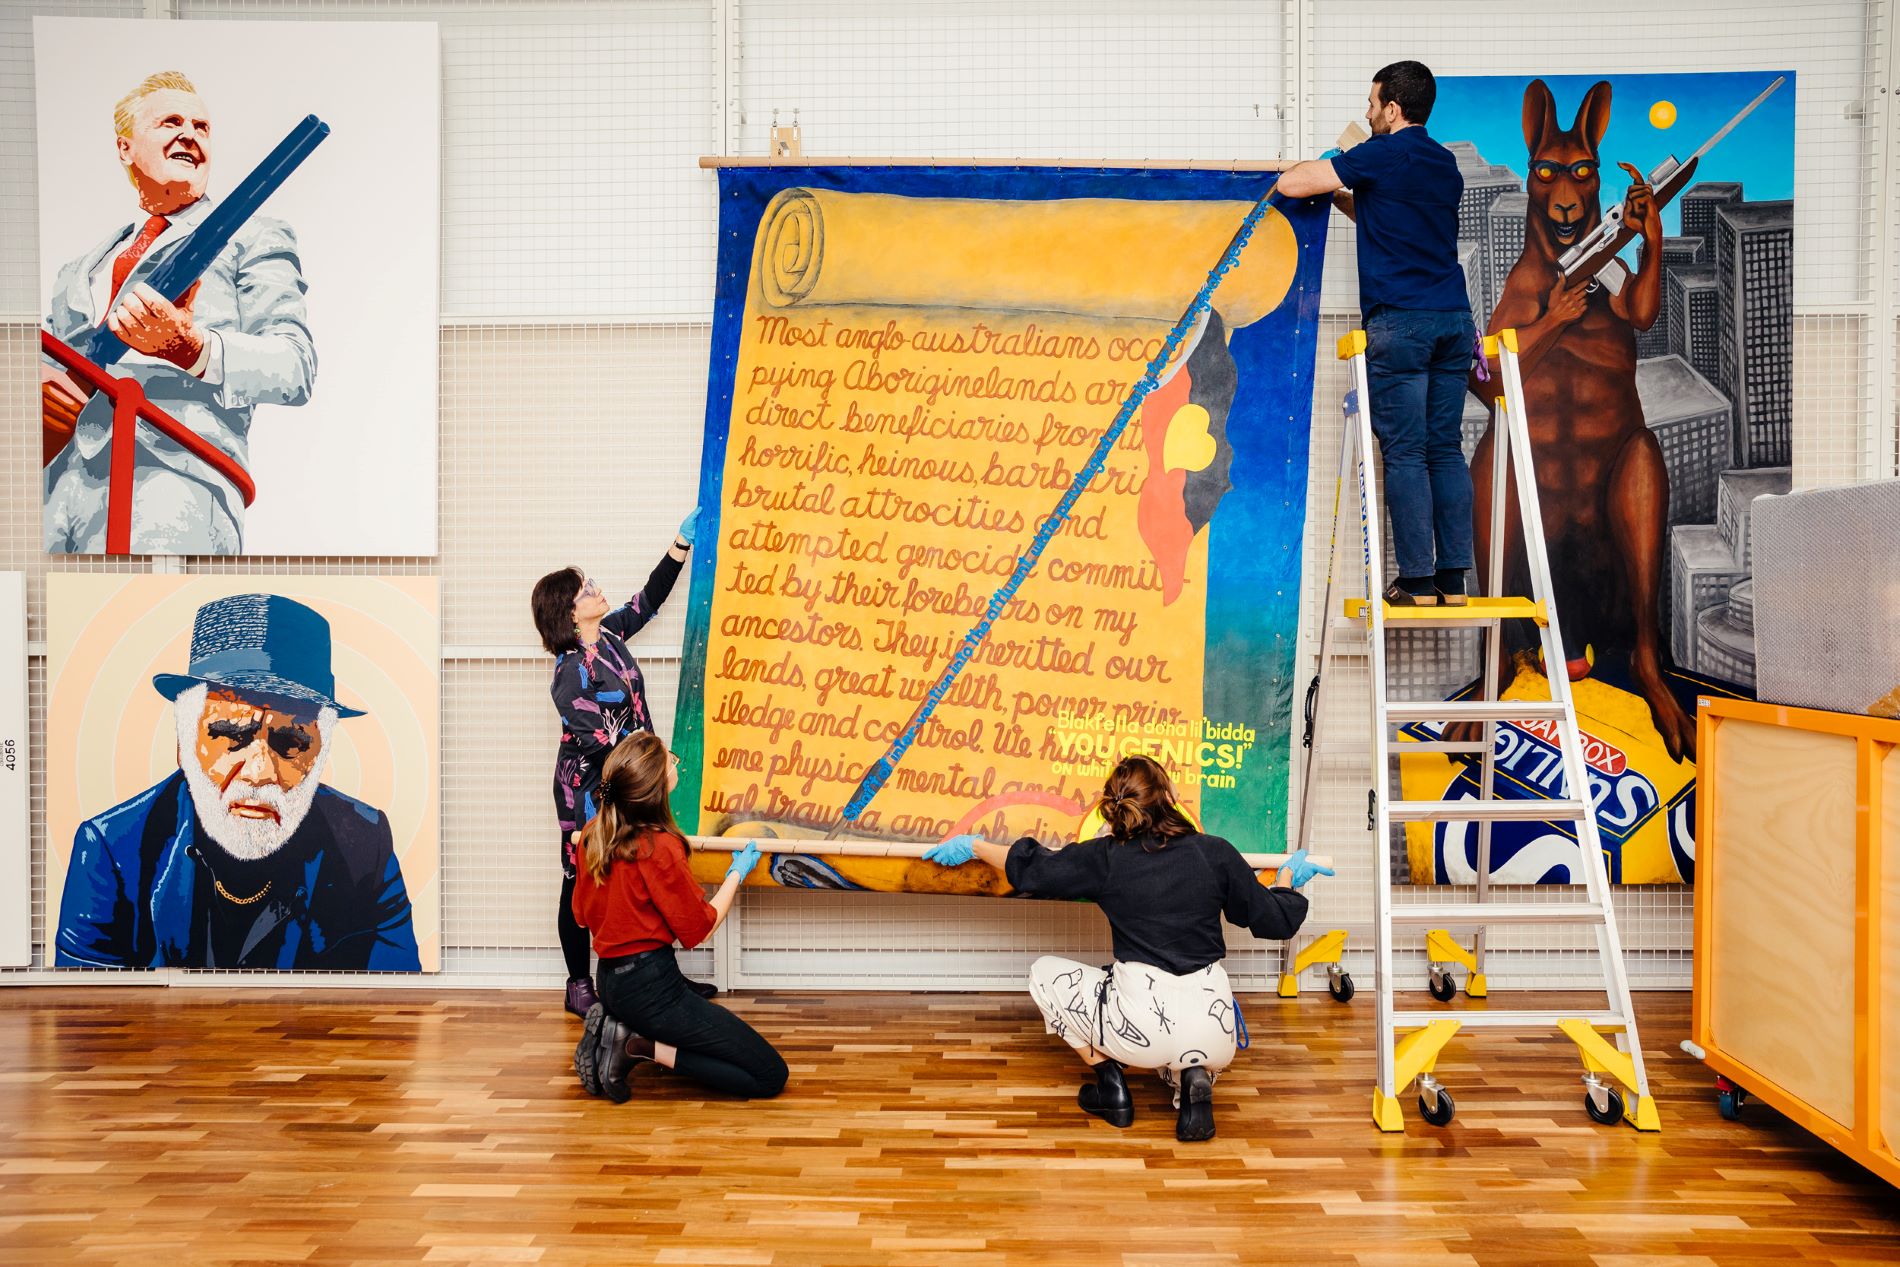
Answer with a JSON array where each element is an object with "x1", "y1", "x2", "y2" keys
[
  {"x1": 34, "y1": 18, "x2": 439, "y2": 557},
  {"x1": 1401, "y1": 71, "x2": 1791, "y2": 885},
  {"x1": 0, "y1": 575, "x2": 26, "y2": 967},
  {"x1": 46, "y1": 576, "x2": 440, "y2": 971},
  {"x1": 674, "y1": 165, "x2": 1327, "y2": 892}
]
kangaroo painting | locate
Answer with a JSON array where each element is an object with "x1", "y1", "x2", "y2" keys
[
  {"x1": 1398, "y1": 70, "x2": 1794, "y2": 888},
  {"x1": 1468, "y1": 78, "x2": 1694, "y2": 760}
]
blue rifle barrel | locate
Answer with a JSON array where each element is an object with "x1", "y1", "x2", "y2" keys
[{"x1": 87, "y1": 114, "x2": 330, "y2": 367}]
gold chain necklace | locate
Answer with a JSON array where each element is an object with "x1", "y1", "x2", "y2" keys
[{"x1": 213, "y1": 877, "x2": 272, "y2": 906}]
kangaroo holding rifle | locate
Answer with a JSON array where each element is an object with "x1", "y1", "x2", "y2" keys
[{"x1": 1467, "y1": 79, "x2": 1696, "y2": 761}]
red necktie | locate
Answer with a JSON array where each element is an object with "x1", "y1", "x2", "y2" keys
[{"x1": 109, "y1": 214, "x2": 169, "y2": 306}]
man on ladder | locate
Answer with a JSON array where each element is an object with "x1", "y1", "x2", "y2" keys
[
  {"x1": 1281, "y1": 64, "x2": 1661, "y2": 1135},
  {"x1": 1279, "y1": 59, "x2": 1475, "y2": 607},
  {"x1": 1268, "y1": 59, "x2": 1476, "y2": 1008}
]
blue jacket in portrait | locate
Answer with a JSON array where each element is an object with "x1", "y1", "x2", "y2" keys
[{"x1": 55, "y1": 771, "x2": 420, "y2": 972}]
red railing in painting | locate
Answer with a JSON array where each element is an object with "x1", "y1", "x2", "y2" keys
[{"x1": 41, "y1": 329, "x2": 256, "y2": 556}]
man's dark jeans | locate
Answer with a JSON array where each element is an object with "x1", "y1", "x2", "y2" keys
[
  {"x1": 599, "y1": 946, "x2": 788, "y2": 1098},
  {"x1": 1364, "y1": 306, "x2": 1477, "y2": 581}
]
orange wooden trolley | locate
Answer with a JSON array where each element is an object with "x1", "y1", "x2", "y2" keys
[{"x1": 1693, "y1": 696, "x2": 1898, "y2": 1186}]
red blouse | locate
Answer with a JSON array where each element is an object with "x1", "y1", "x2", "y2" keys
[{"x1": 571, "y1": 829, "x2": 717, "y2": 957}]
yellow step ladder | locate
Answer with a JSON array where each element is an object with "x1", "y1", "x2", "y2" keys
[{"x1": 1296, "y1": 326, "x2": 1660, "y2": 1133}]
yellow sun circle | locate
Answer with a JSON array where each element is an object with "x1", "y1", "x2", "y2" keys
[{"x1": 1649, "y1": 100, "x2": 1677, "y2": 129}]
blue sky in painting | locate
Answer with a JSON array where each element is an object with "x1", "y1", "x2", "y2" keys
[{"x1": 1429, "y1": 70, "x2": 1794, "y2": 237}]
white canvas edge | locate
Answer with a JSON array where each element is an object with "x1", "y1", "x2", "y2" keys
[{"x1": 0, "y1": 574, "x2": 28, "y2": 967}]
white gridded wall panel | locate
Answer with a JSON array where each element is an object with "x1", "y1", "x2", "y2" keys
[
  {"x1": 436, "y1": 323, "x2": 708, "y2": 652},
  {"x1": 1887, "y1": 0, "x2": 1900, "y2": 476},
  {"x1": 0, "y1": 1, "x2": 143, "y2": 318},
  {"x1": 731, "y1": 0, "x2": 1287, "y2": 161},
  {"x1": 181, "y1": 0, "x2": 722, "y2": 321},
  {"x1": 736, "y1": 890, "x2": 1112, "y2": 988},
  {"x1": 3, "y1": 0, "x2": 1894, "y2": 991}
]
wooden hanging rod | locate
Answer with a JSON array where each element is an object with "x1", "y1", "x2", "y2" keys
[
  {"x1": 698, "y1": 156, "x2": 1291, "y2": 171},
  {"x1": 687, "y1": 835, "x2": 1329, "y2": 873}
]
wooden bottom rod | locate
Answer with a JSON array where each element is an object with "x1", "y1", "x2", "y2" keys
[{"x1": 686, "y1": 835, "x2": 1330, "y2": 873}]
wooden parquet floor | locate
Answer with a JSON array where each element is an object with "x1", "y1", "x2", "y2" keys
[{"x1": 0, "y1": 987, "x2": 1894, "y2": 1266}]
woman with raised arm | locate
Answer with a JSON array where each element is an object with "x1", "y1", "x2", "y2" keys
[
  {"x1": 570, "y1": 732, "x2": 786, "y2": 1103},
  {"x1": 531, "y1": 510, "x2": 709, "y2": 1018},
  {"x1": 926, "y1": 754, "x2": 1329, "y2": 1141}
]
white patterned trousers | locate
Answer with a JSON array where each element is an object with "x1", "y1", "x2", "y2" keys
[{"x1": 1028, "y1": 954, "x2": 1240, "y2": 1081}]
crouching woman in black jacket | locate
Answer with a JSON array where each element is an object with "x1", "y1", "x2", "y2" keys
[{"x1": 925, "y1": 754, "x2": 1329, "y2": 1141}]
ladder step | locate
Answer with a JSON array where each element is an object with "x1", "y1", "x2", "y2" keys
[
  {"x1": 1392, "y1": 902, "x2": 1606, "y2": 927},
  {"x1": 1388, "y1": 798, "x2": 1588, "y2": 823},
  {"x1": 1393, "y1": 1009, "x2": 1628, "y2": 1031},
  {"x1": 1315, "y1": 739, "x2": 1490, "y2": 757},
  {"x1": 1345, "y1": 597, "x2": 1547, "y2": 625},
  {"x1": 1387, "y1": 700, "x2": 1568, "y2": 723}
]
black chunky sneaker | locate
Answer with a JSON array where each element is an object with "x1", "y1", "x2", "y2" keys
[
  {"x1": 573, "y1": 1003, "x2": 606, "y2": 1097},
  {"x1": 596, "y1": 1015, "x2": 660, "y2": 1104},
  {"x1": 596, "y1": 1013, "x2": 638, "y2": 1104},
  {"x1": 1078, "y1": 1060, "x2": 1135, "y2": 1128},
  {"x1": 1176, "y1": 1066, "x2": 1215, "y2": 1142}
]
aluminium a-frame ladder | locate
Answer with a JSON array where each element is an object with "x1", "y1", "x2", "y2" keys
[{"x1": 1302, "y1": 326, "x2": 1660, "y2": 1134}]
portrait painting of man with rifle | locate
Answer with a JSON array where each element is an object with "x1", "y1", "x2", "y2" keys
[{"x1": 33, "y1": 17, "x2": 440, "y2": 558}]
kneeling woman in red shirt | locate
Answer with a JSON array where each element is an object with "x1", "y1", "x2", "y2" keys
[{"x1": 571, "y1": 732, "x2": 785, "y2": 1102}]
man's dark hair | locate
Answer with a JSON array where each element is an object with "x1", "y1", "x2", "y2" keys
[
  {"x1": 530, "y1": 567, "x2": 585, "y2": 656},
  {"x1": 1373, "y1": 60, "x2": 1436, "y2": 125}
]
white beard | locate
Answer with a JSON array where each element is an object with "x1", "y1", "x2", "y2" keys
[{"x1": 174, "y1": 684, "x2": 337, "y2": 861}]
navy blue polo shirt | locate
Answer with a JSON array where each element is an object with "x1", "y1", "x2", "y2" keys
[{"x1": 1331, "y1": 126, "x2": 1469, "y2": 318}]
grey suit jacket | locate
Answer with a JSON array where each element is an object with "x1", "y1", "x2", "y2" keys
[{"x1": 43, "y1": 196, "x2": 318, "y2": 550}]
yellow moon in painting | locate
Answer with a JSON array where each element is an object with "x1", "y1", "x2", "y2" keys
[{"x1": 1649, "y1": 100, "x2": 1677, "y2": 129}]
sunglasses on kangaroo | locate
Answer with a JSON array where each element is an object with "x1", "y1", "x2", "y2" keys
[{"x1": 1531, "y1": 159, "x2": 1598, "y2": 183}]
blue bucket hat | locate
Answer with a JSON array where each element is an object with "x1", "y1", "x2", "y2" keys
[{"x1": 152, "y1": 593, "x2": 366, "y2": 718}]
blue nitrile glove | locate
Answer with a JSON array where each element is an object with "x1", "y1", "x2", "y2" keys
[
  {"x1": 923, "y1": 834, "x2": 980, "y2": 867},
  {"x1": 725, "y1": 840, "x2": 763, "y2": 882},
  {"x1": 1282, "y1": 848, "x2": 1334, "y2": 889},
  {"x1": 677, "y1": 507, "x2": 701, "y2": 548}
]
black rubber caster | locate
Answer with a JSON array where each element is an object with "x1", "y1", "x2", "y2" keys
[
  {"x1": 1419, "y1": 1087, "x2": 1455, "y2": 1126},
  {"x1": 1328, "y1": 972, "x2": 1355, "y2": 1003},
  {"x1": 1585, "y1": 1086, "x2": 1625, "y2": 1125},
  {"x1": 1716, "y1": 1080, "x2": 1748, "y2": 1121},
  {"x1": 1427, "y1": 971, "x2": 1457, "y2": 1003}
]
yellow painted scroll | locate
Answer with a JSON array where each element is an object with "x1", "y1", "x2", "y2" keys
[{"x1": 681, "y1": 173, "x2": 1307, "y2": 891}]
